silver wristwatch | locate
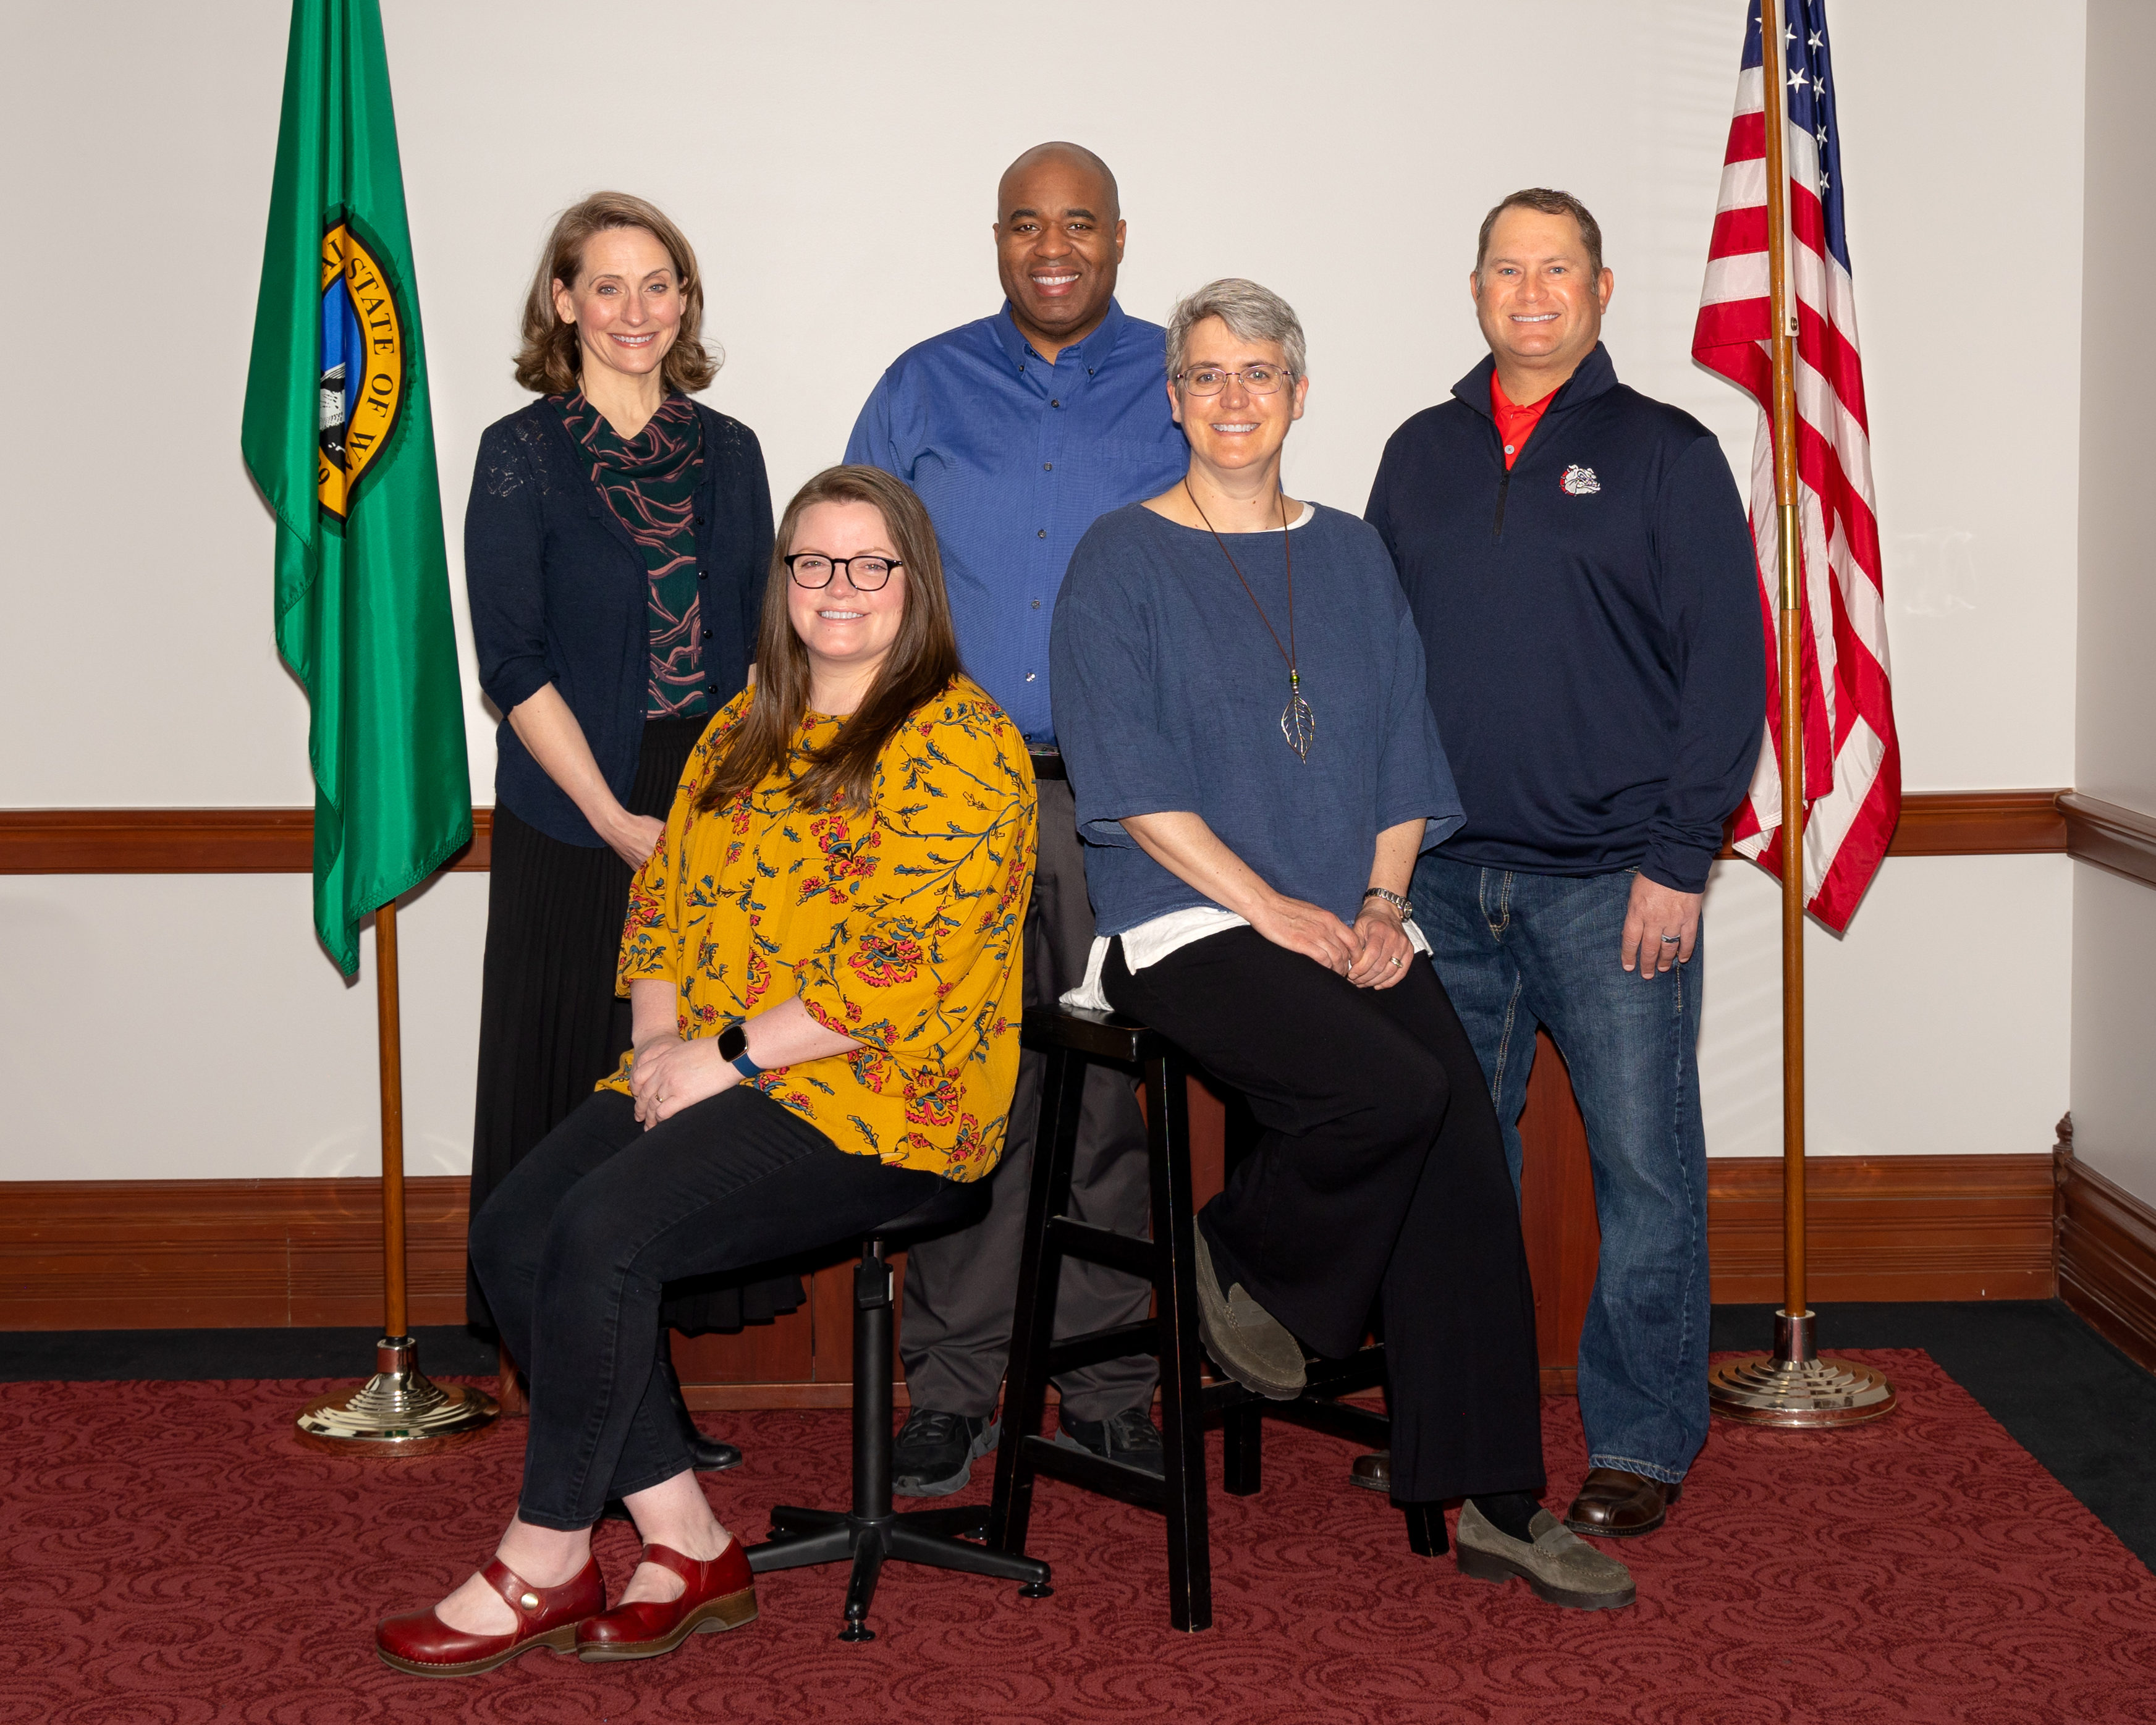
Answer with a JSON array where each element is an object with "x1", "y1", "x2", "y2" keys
[{"x1": 1361, "y1": 887, "x2": 1414, "y2": 922}]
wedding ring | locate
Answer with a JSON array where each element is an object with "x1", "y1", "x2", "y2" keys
[{"x1": 1659, "y1": 935, "x2": 1681, "y2": 943}]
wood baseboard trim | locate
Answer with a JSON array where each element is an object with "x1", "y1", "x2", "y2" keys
[
  {"x1": 0, "y1": 791, "x2": 2066, "y2": 875},
  {"x1": 4, "y1": 1154, "x2": 2066, "y2": 1362},
  {"x1": 2055, "y1": 1118, "x2": 2156, "y2": 1374},
  {"x1": 0, "y1": 1176, "x2": 475, "y2": 1330},
  {"x1": 1705, "y1": 1153, "x2": 2057, "y2": 1304},
  {"x1": 2060, "y1": 792, "x2": 2156, "y2": 891}
]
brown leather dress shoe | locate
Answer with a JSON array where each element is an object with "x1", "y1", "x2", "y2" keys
[
  {"x1": 1350, "y1": 1451, "x2": 1390, "y2": 1493},
  {"x1": 1563, "y1": 1467, "x2": 1683, "y2": 1538},
  {"x1": 576, "y1": 1539, "x2": 758, "y2": 1661},
  {"x1": 376, "y1": 1554, "x2": 604, "y2": 1677}
]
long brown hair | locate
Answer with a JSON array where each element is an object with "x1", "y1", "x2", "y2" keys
[
  {"x1": 513, "y1": 192, "x2": 721, "y2": 395},
  {"x1": 696, "y1": 466, "x2": 961, "y2": 815}
]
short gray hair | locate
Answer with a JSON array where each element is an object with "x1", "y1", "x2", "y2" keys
[{"x1": 1164, "y1": 278, "x2": 1306, "y2": 383}]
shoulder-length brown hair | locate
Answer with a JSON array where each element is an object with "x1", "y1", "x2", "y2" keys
[
  {"x1": 513, "y1": 192, "x2": 722, "y2": 395},
  {"x1": 697, "y1": 466, "x2": 961, "y2": 816}
]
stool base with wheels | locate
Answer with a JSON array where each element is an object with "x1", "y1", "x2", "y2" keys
[
  {"x1": 988, "y1": 1007, "x2": 1408, "y2": 1634},
  {"x1": 749, "y1": 1184, "x2": 1052, "y2": 1641}
]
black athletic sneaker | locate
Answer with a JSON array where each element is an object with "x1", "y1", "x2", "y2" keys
[
  {"x1": 891, "y1": 1408, "x2": 1000, "y2": 1497},
  {"x1": 1054, "y1": 1404, "x2": 1166, "y2": 1477}
]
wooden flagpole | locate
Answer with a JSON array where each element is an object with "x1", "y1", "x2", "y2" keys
[
  {"x1": 295, "y1": 897, "x2": 497, "y2": 1452},
  {"x1": 377, "y1": 899, "x2": 409, "y2": 1341},
  {"x1": 1706, "y1": 0, "x2": 1893, "y2": 1426}
]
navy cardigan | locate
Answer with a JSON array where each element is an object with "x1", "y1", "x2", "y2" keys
[{"x1": 465, "y1": 397, "x2": 774, "y2": 846}]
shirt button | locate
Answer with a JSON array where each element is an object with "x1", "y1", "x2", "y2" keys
[
  {"x1": 704, "y1": 684, "x2": 716, "y2": 694},
  {"x1": 1043, "y1": 462, "x2": 1052, "y2": 471},
  {"x1": 698, "y1": 570, "x2": 708, "y2": 581},
  {"x1": 1037, "y1": 528, "x2": 1047, "y2": 538},
  {"x1": 701, "y1": 628, "x2": 712, "y2": 639},
  {"x1": 1025, "y1": 672, "x2": 1036, "y2": 682},
  {"x1": 1051, "y1": 399, "x2": 1060, "y2": 408},
  {"x1": 1504, "y1": 444, "x2": 1515, "y2": 455},
  {"x1": 1031, "y1": 599, "x2": 1041, "y2": 609}
]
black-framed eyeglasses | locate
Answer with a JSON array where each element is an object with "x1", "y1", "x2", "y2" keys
[
  {"x1": 1174, "y1": 365, "x2": 1290, "y2": 397},
  {"x1": 785, "y1": 554, "x2": 901, "y2": 590}
]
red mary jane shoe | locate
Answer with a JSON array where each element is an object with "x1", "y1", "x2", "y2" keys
[
  {"x1": 376, "y1": 1554, "x2": 605, "y2": 1677},
  {"x1": 576, "y1": 1539, "x2": 758, "y2": 1661}
]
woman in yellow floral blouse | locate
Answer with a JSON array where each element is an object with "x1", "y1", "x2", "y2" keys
[{"x1": 378, "y1": 467, "x2": 1035, "y2": 1677}]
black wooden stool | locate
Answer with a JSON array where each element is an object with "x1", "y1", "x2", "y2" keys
[
  {"x1": 749, "y1": 1182, "x2": 1052, "y2": 1640},
  {"x1": 987, "y1": 1006, "x2": 1431, "y2": 1633}
]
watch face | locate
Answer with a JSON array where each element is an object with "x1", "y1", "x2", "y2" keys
[{"x1": 718, "y1": 1024, "x2": 748, "y2": 1061}]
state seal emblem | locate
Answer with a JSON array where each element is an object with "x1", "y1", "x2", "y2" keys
[
  {"x1": 316, "y1": 219, "x2": 407, "y2": 522},
  {"x1": 1562, "y1": 464, "x2": 1601, "y2": 496}
]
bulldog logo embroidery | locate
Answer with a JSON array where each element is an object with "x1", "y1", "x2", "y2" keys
[{"x1": 1562, "y1": 465, "x2": 1601, "y2": 496}]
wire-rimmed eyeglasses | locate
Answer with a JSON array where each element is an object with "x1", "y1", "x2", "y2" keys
[
  {"x1": 1173, "y1": 365, "x2": 1290, "y2": 397},
  {"x1": 785, "y1": 554, "x2": 900, "y2": 590}
]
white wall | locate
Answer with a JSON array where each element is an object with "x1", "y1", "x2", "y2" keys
[
  {"x1": 2069, "y1": 0, "x2": 2156, "y2": 1207},
  {"x1": 0, "y1": 0, "x2": 2084, "y2": 1179}
]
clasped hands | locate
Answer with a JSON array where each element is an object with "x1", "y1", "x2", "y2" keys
[
  {"x1": 1249, "y1": 893, "x2": 1415, "y2": 990},
  {"x1": 628, "y1": 1031, "x2": 739, "y2": 1130}
]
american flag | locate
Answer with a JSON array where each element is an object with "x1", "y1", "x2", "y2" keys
[{"x1": 1693, "y1": 0, "x2": 1898, "y2": 934}]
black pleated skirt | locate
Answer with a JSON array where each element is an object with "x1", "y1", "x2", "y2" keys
[{"x1": 467, "y1": 714, "x2": 806, "y2": 1333}]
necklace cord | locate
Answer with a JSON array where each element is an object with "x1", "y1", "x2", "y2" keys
[{"x1": 1183, "y1": 480, "x2": 1295, "y2": 673}]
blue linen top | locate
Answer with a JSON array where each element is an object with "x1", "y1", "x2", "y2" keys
[
  {"x1": 1050, "y1": 502, "x2": 1464, "y2": 935},
  {"x1": 844, "y1": 299, "x2": 1190, "y2": 743},
  {"x1": 465, "y1": 398, "x2": 773, "y2": 846}
]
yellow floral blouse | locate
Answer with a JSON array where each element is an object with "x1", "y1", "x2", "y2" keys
[{"x1": 599, "y1": 677, "x2": 1037, "y2": 1181}]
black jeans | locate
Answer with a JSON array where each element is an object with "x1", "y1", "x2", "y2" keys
[
  {"x1": 471, "y1": 1087, "x2": 942, "y2": 1530},
  {"x1": 1102, "y1": 929, "x2": 1546, "y2": 1504}
]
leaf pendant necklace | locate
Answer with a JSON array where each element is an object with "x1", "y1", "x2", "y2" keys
[{"x1": 1186, "y1": 481, "x2": 1315, "y2": 761}]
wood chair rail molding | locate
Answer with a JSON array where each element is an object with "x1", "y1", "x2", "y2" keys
[
  {"x1": 0, "y1": 789, "x2": 2072, "y2": 874},
  {"x1": 2058, "y1": 793, "x2": 2156, "y2": 891}
]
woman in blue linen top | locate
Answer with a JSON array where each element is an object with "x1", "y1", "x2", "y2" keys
[
  {"x1": 462, "y1": 192, "x2": 781, "y2": 1449},
  {"x1": 1049, "y1": 279, "x2": 1634, "y2": 1611}
]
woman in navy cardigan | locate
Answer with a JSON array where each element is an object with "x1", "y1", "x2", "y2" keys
[{"x1": 464, "y1": 192, "x2": 783, "y2": 1466}]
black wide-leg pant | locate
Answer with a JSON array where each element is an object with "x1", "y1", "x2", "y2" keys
[
  {"x1": 1102, "y1": 929, "x2": 1546, "y2": 1505},
  {"x1": 471, "y1": 1087, "x2": 942, "y2": 1530}
]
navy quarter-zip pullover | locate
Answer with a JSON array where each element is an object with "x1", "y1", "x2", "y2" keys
[{"x1": 1365, "y1": 344, "x2": 1765, "y2": 894}]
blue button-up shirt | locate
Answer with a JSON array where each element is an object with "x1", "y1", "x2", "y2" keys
[{"x1": 844, "y1": 298, "x2": 1190, "y2": 743}]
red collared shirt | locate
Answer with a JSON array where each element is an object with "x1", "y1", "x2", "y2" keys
[{"x1": 1490, "y1": 373, "x2": 1558, "y2": 470}]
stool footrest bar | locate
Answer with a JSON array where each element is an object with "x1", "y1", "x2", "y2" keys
[
  {"x1": 1045, "y1": 1216, "x2": 1157, "y2": 1280},
  {"x1": 1044, "y1": 1321, "x2": 1162, "y2": 1377}
]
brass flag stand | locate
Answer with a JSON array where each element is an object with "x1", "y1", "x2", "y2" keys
[
  {"x1": 1706, "y1": 2, "x2": 1892, "y2": 1428},
  {"x1": 296, "y1": 900, "x2": 499, "y2": 1453}
]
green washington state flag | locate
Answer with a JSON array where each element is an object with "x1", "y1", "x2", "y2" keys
[{"x1": 240, "y1": 0, "x2": 468, "y2": 976}]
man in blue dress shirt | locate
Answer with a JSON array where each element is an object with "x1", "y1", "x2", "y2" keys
[{"x1": 845, "y1": 141, "x2": 1189, "y2": 1494}]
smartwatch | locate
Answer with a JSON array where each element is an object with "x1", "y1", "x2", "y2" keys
[{"x1": 717, "y1": 1023, "x2": 763, "y2": 1080}]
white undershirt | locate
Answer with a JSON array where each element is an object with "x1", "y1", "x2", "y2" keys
[{"x1": 1058, "y1": 502, "x2": 1430, "y2": 1012}]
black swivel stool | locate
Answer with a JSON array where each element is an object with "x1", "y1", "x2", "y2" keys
[
  {"x1": 987, "y1": 1006, "x2": 1433, "y2": 1634},
  {"x1": 748, "y1": 1181, "x2": 1052, "y2": 1640}
]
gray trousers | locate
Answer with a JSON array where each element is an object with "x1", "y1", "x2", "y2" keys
[{"x1": 898, "y1": 776, "x2": 1158, "y2": 1422}]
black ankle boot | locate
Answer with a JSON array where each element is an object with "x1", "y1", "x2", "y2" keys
[{"x1": 659, "y1": 1351, "x2": 742, "y2": 1473}]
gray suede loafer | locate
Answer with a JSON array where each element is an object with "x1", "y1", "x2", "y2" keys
[
  {"x1": 1191, "y1": 1229, "x2": 1306, "y2": 1400},
  {"x1": 1453, "y1": 1501, "x2": 1637, "y2": 1611}
]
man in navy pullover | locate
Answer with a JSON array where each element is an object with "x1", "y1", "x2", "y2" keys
[{"x1": 1363, "y1": 189, "x2": 1764, "y2": 1537}]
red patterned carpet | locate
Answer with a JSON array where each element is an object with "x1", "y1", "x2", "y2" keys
[{"x1": 5, "y1": 1351, "x2": 2154, "y2": 1724}]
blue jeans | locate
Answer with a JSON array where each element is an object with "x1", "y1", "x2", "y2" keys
[{"x1": 1410, "y1": 854, "x2": 1709, "y2": 1483}]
